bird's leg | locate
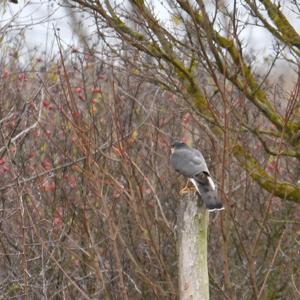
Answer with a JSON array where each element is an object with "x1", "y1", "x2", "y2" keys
[{"x1": 179, "y1": 180, "x2": 197, "y2": 195}]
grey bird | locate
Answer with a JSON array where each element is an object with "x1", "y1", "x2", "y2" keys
[{"x1": 170, "y1": 141, "x2": 224, "y2": 212}]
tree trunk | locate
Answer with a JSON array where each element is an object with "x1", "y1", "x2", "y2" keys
[{"x1": 178, "y1": 193, "x2": 209, "y2": 300}]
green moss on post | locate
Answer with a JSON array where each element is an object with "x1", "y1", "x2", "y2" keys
[{"x1": 178, "y1": 193, "x2": 209, "y2": 300}]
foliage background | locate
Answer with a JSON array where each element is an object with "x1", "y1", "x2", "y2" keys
[{"x1": 0, "y1": 0, "x2": 300, "y2": 299}]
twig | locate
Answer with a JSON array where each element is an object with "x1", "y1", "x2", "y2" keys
[
  {"x1": 123, "y1": 271, "x2": 142, "y2": 295},
  {"x1": 257, "y1": 229, "x2": 286, "y2": 299},
  {"x1": 129, "y1": 158, "x2": 171, "y2": 230},
  {"x1": 0, "y1": 86, "x2": 43, "y2": 154}
]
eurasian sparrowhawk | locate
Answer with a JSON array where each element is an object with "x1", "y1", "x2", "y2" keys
[{"x1": 170, "y1": 141, "x2": 224, "y2": 211}]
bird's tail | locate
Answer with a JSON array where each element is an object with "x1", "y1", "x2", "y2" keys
[
  {"x1": 190, "y1": 175, "x2": 224, "y2": 212},
  {"x1": 198, "y1": 188, "x2": 224, "y2": 211}
]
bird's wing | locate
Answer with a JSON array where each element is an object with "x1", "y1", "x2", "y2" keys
[
  {"x1": 190, "y1": 149, "x2": 209, "y2": 172},
  {"x1": 170, "y1": 147, "x2": 209, "y2": 177},
  {"x1": 171, "y1": 149, "x2": 200, "y2": 177}
]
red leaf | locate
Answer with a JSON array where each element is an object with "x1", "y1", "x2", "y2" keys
[
  {"x1": 3, "y1": 166, "x2": 11, "y2": 173},
  {"x1": 68, "y1": 175, "x2": 77, "y2": 188},
  {"x1": 42, "y1": 158, "x2": 52, "y2": 170},
  {"x1": 92, "y1": 87, "x2": 102, "y2": 94},
  {"x1": 75, "y1": 87, "x2": 83, "y2": 94},
  {"x1": 18, "y1": 73, "x2": 27, "y2": 81},
  {"x1": 43, "y1": 100, "x2": 50, "y2": 108},
  {"x1": 42, "y1": 179, "x2": 56, "y2": 192},
  {"x1": 54, "y1": 207, "x2": 64, "y2": 228}
]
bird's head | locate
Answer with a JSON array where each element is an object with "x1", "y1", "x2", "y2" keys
[{"x1": 170, "y1": 141, "x2": 188, "y2": 153}]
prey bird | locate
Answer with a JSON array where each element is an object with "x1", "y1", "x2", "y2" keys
[{"x1": 170, "y1": 141, "x2": 224, "y2": 212}]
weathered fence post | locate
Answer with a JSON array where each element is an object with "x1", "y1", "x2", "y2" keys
[{"x1": 178, "y1": 193, "x2": 209, "y2": 300}]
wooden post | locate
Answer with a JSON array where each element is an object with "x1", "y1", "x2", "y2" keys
[{"x1": 178, "y1": 193, "x2": 209, "y2": 300}]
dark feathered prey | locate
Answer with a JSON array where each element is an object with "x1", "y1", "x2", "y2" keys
[{"x1": 170, "y1": 141, "x2": 224, "y2": 212}]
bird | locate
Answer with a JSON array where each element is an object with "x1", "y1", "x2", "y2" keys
[{"x1": 170, "y1": 141, "x2": 224, "y2": 212}]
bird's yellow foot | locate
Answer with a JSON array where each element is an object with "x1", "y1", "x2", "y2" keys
[
  {"x1": 179, "y1": 181, "x2": 197, "y2": 195},
  {"x1": 179, "y1": 186, "x2": 190, "y2": 195}
]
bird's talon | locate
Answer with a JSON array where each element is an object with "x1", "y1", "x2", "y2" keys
[
  {"x1": 179, "y1": 186, "x2": 190, "y2": 195},
  {"x1": 179, "y1": 185, "x2": 197, "y2": 195}
]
